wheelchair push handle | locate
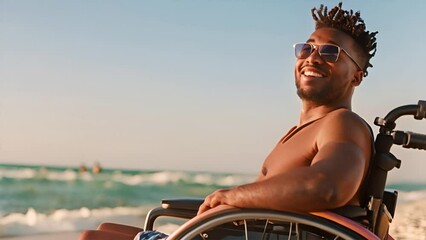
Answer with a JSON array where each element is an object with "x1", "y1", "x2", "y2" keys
[
  {"x1": 393, "y1": 131, "x2": 426, "y2": 150},
  {"x1": 415, "y1": 100, "x2": 426, "y2": 120},
  {"x1": 375, "y1": 100, "x2": 426, "y2": 133}
]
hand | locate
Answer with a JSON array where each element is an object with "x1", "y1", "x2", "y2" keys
[{"x1": 197, "y1": 188, "x2": 231, "y2": 215}]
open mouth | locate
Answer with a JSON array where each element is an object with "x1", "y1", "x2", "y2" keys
[
  {"x1": 302, "y1": 70, "x2": 325, "y2": 77},
  {"x1": 301, "y1": 66, "x2": 327, "y2": 78}
]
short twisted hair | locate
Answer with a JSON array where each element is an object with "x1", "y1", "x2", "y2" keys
[{"x1": 311, "y1": 2, "x2": 378, "y2": 77}]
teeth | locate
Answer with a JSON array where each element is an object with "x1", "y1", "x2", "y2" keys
[{"x1": 303, "y1": 71, "x2": 324, "y2": 77}]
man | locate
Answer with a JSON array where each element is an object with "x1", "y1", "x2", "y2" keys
[
  {"x1": 198, "y1": 2, "x2": 378, "y2": 215},
  {"x1": 79, "y1": 2, "x2": 378, "y2": 240}
]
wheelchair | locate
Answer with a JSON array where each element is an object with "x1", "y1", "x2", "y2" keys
[{"x1": 142, "y1": 100, "x2": 426, "y2": 240}]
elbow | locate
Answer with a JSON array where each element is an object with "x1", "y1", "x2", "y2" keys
[
  {"x1": 314, "y1": 185, "x2": 350, "y2": 209},
  {"x1": 306, "y1": 173, "x2": 355, "y2": 210},
  {"x1": 318, "y1": 187, "x2": 351, "y2": 209},
  {"x1": 318, "y1": 187, "x2": 340, "y2": 208}
]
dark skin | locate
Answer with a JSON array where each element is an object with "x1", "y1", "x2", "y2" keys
[
  {"x1": 78, "y1": 27, "x2": 372, "y2": 240},
  {"x1": 197, "y1": 27, "x2": 371, "y2": 215}
]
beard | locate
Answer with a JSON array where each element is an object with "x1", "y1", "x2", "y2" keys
[{"x1": 296, "y1": 81, "x2": 337, "y2": 105}]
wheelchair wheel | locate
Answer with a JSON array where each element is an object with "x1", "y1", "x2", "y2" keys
[{"x1": 167, "y1": 208, "x2": 379, "y2": 240}]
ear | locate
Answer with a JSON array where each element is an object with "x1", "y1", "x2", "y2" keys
[{"x1": 352, "y1": 70, "x2": 363, "y2": 86}]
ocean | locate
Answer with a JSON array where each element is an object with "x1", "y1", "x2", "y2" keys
[
  {"x1": 0, "y1": 164, "x2": 425, "y2": 239},
  {"x1": 0, "y1": 164, "x2": 255, "y2": 237}
]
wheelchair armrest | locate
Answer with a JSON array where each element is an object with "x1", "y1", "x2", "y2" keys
[
  {"x1": 161, "y1": 198, "x2": 204, "y2": 210},
  {"x1": 143, "y1": 198, "x2": 204, "y2": 231}
]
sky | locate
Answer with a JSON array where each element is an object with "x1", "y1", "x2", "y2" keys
[{"x1": 0, "y1": 0, "x2": 425, "y2": 182}]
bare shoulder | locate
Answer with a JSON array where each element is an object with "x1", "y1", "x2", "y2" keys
[
  {"x1": 319, "y1": 108, "x2": 372, "y2": 144},
  {"x1": 327, "y1": 108, "x2": 369, "y2": 125}
]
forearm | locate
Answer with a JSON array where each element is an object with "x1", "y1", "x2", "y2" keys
[
  {"x1": 199, "y1": 143, "x2": 367, "y2": 214},
  {"x1": 219, "y1": 170, "x2": 351, "y2": 212}
]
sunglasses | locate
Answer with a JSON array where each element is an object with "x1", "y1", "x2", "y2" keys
[{"x1": 293, "y1": 43, "x2": 362, "y2": 70}]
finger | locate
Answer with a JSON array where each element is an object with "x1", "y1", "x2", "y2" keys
[
  {"x1": 209, "y1": 196, "x2": 220, "y2": 208},
  {"x1": 197, "y1": 196, "x2": 211, "y2": 215},
  {"x1": 207, "y1": 191, "x2": 224, "y2": 208},
  {"x1": 197, "y1": 203, "x2": 210, "y2": 215}
]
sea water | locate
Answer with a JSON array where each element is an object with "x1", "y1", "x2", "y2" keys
[
  {"x1": 0, "y1": 164, "x2": 425, "y2": 238},
  {"x1": 0, "y1": 164, "x2": 255, "y2": 237}
]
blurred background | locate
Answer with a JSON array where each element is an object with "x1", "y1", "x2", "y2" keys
[{"x1": 0, "y1": 1, "x2": 425, "y2": 239}]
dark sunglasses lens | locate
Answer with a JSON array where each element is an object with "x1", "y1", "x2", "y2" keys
[
  {"x1": 294, "y1": 44, "x2": 312, "y2": 59},
  {"x1": 319, "y1": 45, "x2": 339, "y2": 62}
]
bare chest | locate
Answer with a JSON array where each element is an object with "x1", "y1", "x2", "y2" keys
[{"x1": 261, "y1": 121, "x2": 321, "y2": 178}]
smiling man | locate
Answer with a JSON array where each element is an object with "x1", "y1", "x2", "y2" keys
[
  {"x1": 197, "y1": 2, "x2": 378, "y2": 215},
  {"x1": 79, "y1": 2, "x2": 379, "y2": 240}
]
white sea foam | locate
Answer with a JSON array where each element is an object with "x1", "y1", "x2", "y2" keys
[
  {"x1": 0, "y1": 167, "x2": 255, "y2": 187},
  {"x1": 0, "y1": 168, "x2": 38, "y2": 179},
  {"x1": 45, "y1": 169, "x2": 78, "y2": 181},
  {"x1": 110, "y1": 171, "x2": 191, "y2": 185},
  {"x1": 137, "y1": 170, "x2": 255, "y2": 186},
  {"x1": 192, "y1": 173, "x2": 214, "y2": 185},
  {"x1": 0, "y1": 206, "x2": 150, "y2": 237}
]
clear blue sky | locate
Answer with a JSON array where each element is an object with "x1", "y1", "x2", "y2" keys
[{"x1": 1, "y1": 1, "x2": 425, "y2": 182}]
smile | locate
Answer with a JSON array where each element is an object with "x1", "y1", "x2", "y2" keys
[{"x1": 302, "y1": 70, "x2": 325, "y2": 78}]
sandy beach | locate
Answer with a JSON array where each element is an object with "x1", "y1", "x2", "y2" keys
[
  {"x1": 0, "y1": 232, "x2": 80, "y2": 240},
  {"x1": 389, "y1": 199, "x2": 426, "y2": 240}
]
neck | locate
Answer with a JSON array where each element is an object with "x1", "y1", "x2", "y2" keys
[{"x1": 299, "y1": 100, "x2": 352, "y2": 125}]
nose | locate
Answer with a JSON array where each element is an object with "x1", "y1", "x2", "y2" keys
[{"x1": 305, "y1": 47, "x2": 325, "y2": 65}]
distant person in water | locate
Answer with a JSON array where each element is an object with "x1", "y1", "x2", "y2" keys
[
  {"x1": 92, "y1": 162, "x2": 102, "y2": 174},
  {"x1": 79, "y1": 164, "x2": 88, "y2": 173},
  {"x1": 79, "y1": 2, "x2": 378, "y2": 240}
]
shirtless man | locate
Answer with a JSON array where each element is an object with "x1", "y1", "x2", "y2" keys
[
  {"x1": 79, "y1": 2, "x2": 378, "y2": 240},
  {"x1": 198, "y1": 2, "x2": 377, "y2": 215}
]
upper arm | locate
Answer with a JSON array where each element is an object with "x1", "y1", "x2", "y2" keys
[{"x1": 311, "y1": 111, "x2": 372, "y2": 204}]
